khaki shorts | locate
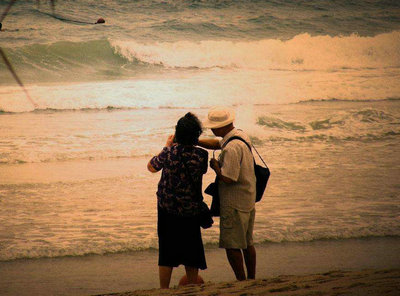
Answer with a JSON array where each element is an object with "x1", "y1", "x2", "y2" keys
[{"x1": 219, "y1": 206, "x2": 255, "y2": 249}]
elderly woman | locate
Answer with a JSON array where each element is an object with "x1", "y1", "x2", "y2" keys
[{"x1": 147, "y1": 112, "x2": 208, "y2": 289}]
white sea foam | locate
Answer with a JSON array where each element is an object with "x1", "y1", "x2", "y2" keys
[
  {"x1": 1, "y1": 102, "x2": 399, "y2": 165},
  {"x1": 112, "y1": 31, "x2": 400, "y2": 70},
  {"x1": 1, "y1": 32, "x2": 399, "y2": 113}
]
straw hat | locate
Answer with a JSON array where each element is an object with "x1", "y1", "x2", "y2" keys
[{"x1": 203, "y1": 106, "x2": 235, "y2": 129}]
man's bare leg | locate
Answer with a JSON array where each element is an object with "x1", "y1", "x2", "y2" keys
[
  {"x1": 243, "y1": 245, "x2": 256, "y2": 279},
  {"x1": 159, "y1": 266, "x2": 173, "y2": 289},
  {"x1": 226, "y1": 249, "x2": 246, "y2": 281}
]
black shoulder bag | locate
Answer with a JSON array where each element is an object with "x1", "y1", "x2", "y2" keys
[
  {"x1": 182, "y1": 154, "x2": 214, "y2": 229},
  {"x1": 227, "y1": 136, "x2": 270, "y2": 202},
  {"x1": 204, "y1": 150, "x2": 220, "y2": 217}
]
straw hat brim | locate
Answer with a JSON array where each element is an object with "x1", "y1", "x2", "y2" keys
[{"x1": 203, "y1": 115, "x2": 235, "y2": 129}]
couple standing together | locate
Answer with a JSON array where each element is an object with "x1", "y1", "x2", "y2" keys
[{"x1": 147, "y1": 106, "x2": 257, "y2": 289}]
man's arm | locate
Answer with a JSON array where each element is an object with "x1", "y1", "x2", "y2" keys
[
  {"x1": 210, "y1": 159, "x2": 234, "y2": 184},
  {"x1": 198, "y1": 138, "x2": 221, "y2": 150},
  {"x1": 200, "y1": 137, "x2": 233, "y2": 183}
]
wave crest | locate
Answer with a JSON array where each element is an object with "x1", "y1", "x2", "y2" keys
[
  {"x1": 1, "y1": 31, "x2": 399, "y2": 85},
  {"x1": 0, "y1": 40, "x2": 157, "y2": 85},
  {"x1": 112, "y1": 31, "x2": 400, "y2": 70}
]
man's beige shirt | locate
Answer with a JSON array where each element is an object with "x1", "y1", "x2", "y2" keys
[{"x1": 218, "y1": 128, "x2": 256, "y2": 212}]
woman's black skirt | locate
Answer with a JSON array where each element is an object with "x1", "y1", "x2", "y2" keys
[{"x1": 158, "y1": 207, "x2": 207, "y2": 270}]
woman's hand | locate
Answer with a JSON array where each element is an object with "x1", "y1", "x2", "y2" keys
[{"x1": 166, "y1": 134, "x2": 175, "y2": 147}]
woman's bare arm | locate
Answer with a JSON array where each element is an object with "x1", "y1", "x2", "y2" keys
[
  {"x1": 147, "y1": 162, "x2": 158, "y2": 173},
  {"x1": 147, "y1": 135, "x2": 174, "y2": 173}
]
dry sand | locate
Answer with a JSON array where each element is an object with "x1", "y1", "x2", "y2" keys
[{"x1": 96, "y1": 269, "x2": 399, "y2": 296}]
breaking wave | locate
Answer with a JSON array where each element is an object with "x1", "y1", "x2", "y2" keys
[
  {"x1": 112, "y1": 31, "x2": 400, "y2": 70},
  {"x1": 1, "y1": 31, "x2": 399, "y2": 85},
  {"x1": 0, "y1": 39, "x2": 162, "y2": 85}
]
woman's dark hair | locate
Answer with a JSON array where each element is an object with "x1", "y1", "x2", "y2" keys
[{"x1": 175, "y1": 112, "x2": 203, "y2": 145}]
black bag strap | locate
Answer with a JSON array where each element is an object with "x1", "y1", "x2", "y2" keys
[{"x1": 223, "y1": 136, "x2": 268, "y2": 169}]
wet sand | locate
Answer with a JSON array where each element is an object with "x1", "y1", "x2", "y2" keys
[
  {"x1": 96, "y1": 269, "x2": 400, "y2": 296},
  {"x1": 1, "y1": 237, "x2": 399, "y2": 296}
]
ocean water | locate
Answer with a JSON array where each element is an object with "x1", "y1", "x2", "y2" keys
[{"x1": 0, "y1": 0, "x2": 400, "y2": 263}]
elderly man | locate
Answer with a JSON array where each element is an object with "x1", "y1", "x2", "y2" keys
[{"x1": 199, "y1": 106, "x2": 256, "y2": 281}]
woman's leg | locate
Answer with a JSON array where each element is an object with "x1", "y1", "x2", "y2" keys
[
  {"x1": 184, "y1": 266, "x2": 199, "y2": 284},
  {"x1": 159, "y1": 266, "x2": 173, "y2": 289}
]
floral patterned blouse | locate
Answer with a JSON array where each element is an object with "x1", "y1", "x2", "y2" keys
[{"x1": 150, "y1": 144, "x2": 208, "y2": 216}]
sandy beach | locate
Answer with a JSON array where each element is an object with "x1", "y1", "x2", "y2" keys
[
  {"x1": 96, "y1": 269, "x2": 400, "y2": 296},
  {"x1": 2, "y1": 237, "x2": 399, "y2": 296}
]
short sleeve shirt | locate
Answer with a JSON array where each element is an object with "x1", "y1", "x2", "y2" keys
[
  {"x1": 150, "y1": 144, "x2": 208, "y2": 216},
  {"x1": 218, "y1": 129, "x2": 256, "y2": 212}
]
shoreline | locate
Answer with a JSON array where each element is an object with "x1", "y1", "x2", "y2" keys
[
  {"x1": 95, "y1": 269, "x2": 400, "y2": 296},
  {"x1": 1, "y1": 237, "x2": 399, "y2": 296}
]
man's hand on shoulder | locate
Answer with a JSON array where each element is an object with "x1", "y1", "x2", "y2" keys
[{"x1": 198, "y1": 138, "x2": 221, "y2": 150}]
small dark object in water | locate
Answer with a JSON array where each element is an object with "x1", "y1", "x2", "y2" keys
[{"x1": 96, "y1": 18, "x2": 105, "y2": 24}]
